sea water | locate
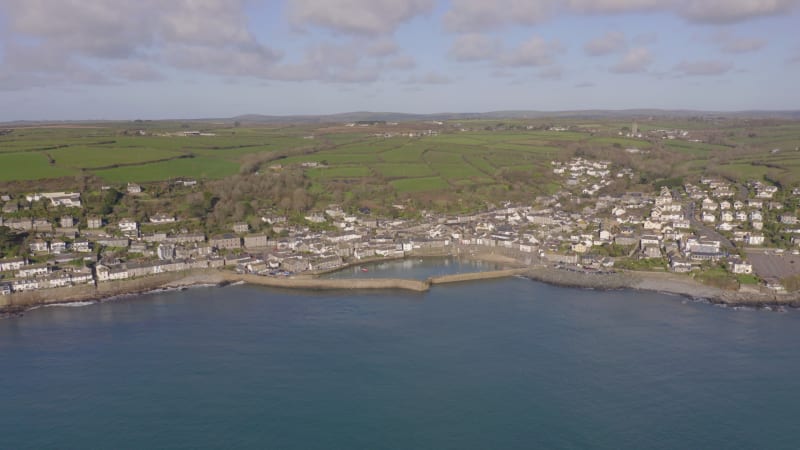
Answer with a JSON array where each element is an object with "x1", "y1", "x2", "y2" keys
[{"x1": 1, "y1": 275, "x2": 799, "y2": 449}]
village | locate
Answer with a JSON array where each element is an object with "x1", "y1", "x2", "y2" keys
[{"x1": 2, "y1": 155, "x2": 800, "y2": 298}]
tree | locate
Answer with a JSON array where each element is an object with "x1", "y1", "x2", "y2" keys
[{"x1": 0, "y1": 226, "x2": 27, "y2": 257}]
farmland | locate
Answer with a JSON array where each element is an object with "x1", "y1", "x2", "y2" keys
[{"x1": 1, "y1": 117, "x2": 799, "y2": 208}]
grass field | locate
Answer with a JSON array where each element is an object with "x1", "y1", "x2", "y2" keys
[
  {"x1": 373, "y1": 163, "x2": 436, "y2": 179},
  {"x1": 306, "y1": 166, "x2": 372, "y2": 179},
  {"x1": 92, "y1": 156, "x2": 241, "y2": 183},
  {"x1": 0, "y1": 152, "x2": 78, "y2": 181},
  {"x1": 50, "y1": 146, "x2": 185, "y2": 169},
  {"x1": 2, "y1": 119, "x2": 800, "y2": 205},
  {"x1": 390, "y1": 177, "x2": 450, "y2": 193}
]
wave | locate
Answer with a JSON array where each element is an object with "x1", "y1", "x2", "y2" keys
[{"x1": 29, "y1": 301, "x2": 98, "y2": 311}]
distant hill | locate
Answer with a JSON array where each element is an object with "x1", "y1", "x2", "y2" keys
[
  {"x1": 3, "y1": 109, "x2": 799, "y2": 127},
  {"x1": 224, "y1": 109, "x2": 800, "y2": 124}
]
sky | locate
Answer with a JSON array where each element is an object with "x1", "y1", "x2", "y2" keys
[{"x1": 1, "y1": 0, "x2": 799, "y2": 120}]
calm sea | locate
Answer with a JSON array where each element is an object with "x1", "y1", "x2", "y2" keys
[{"x1": 2, "y1": 263, "x2": 799, "y2": 449}]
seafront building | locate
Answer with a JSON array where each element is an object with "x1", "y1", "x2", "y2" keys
[{"x1": 1, "y1": 156, "x2": 799, "y2": 295}]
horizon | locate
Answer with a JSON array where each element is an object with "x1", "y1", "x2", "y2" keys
[
  {"x1": 4, "y1": 107, "x2": 800, "y2": 124},
  {"x1": 1, "y1": 1, "x2": 800, "y2": 121}
]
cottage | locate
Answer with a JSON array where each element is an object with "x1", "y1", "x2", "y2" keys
[
  {"x1": 715, "y1": 211, "x2": 732, "y2": 224},
  {"x1": 17, "y1": 264, "x2": 49, "y2": 278},
  {"x1": 50, "y1": 240, "x2": 67, "y2": 254},
  {"x1": 210, "y1": 234, "x2": 241, "y2": 250},
  {"x1": 232, "y1": 222, "x2": 249, "y2": 234},
  {"x1": 244, "y1": 234, "x2": 268, "y2": 249},
  {"x1": 95, "y1": 264, "x2": 130, "y2": 282},
  {"x1": 310, "y1": 255, "x2": 343, "y2": 271},
  {"x1": 731, "y1": 261, "x2": 753, "y2": 275},
  {"x1": 142, "y1": 232, "x2": 168, "y2": 243},
  {"x1": 0, "y1": 257, "x2": 26, "y2": 272},
  {"x1": 72, "y1": 240, "x2": 91, "y2": 253},
  {"x1": 127, "y1": 183, "x2": 142, "y2": 194},
  {"x1": 32, "y1": 218, "x2": 52, "y2": 232},
  {"x1": 745, "y1": 234, "x2": 765, "y2": 246},
  {"x1": 642, "y1": 245, "x2": 662, "y2": 259},
  {"x1": 60, "y1": 215, "x2": 75, "y2": 228},
  {"x1": 157, "y1": 244, "x2": 175, "y2": 260},
  {"x1": 118, "y1": 219, "x2": 138, "y2": 233},
  {"x1": 12, "y1": 279, "x2": 40, "y2": 292},
  {"x1": 669, "y1": 255, "x2": 694, "y2": 273},
  {"x1": 281, "y1": 257, "x2": 309, "y2": 273},
  {"x1": 29, "y1": 239, "x2": 49, "y2": 253},
  {"x1": 87, "y1": 216, "x2": 103, "y2": 229},
  {"x1": 149, "y1": 213, "x2": 176, "y2": 224},
  {"x1": 97, "y1": 237, "x2": 129, "y2": 248},
  {"x1": 166, "y1": 233, "x2": 206, "y2": 244},
  {"x1": 4, "y1": 218, "x2": 32, "y2": 231}
]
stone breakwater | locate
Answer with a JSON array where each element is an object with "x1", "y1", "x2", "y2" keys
[
  {"x1": 223, "y1": 273, "x2": 430, "y2": 292},
  {"x1": 0, "y1": 267, "x2": 529, "y2": 316},
  {"x1": 222, "y1": 269, "x2": 529, "y2": 292},
  {"x1": 4, "y1": 263, "x2": 800, "y2": 317}
]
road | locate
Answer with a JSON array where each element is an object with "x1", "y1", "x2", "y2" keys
[{"x1": 687, "y1": 200, "x2": 736, "y2": 249}]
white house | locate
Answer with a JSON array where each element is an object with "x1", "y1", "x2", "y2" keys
[
  {"x1": 745, "y1": 234, "x2": 765, "y2": 246},
  {"x1": 149, "y1": 213, "x2": 176, "y2": 224},
  {"x1": 731, "y1": 261, "x2": 753, "y2": 274},
  {"x1": 95, "y1": 264, "x2": 130, "y2": 282},
  {"x1": 118, "y1": 219, "x2": 138, "y2": 233},
  {"x1": 0, "y1": 257, "x2": 26, "y2": 272}
]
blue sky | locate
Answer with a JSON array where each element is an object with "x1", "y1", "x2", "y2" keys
[{"x1": 1, "y1": 0, "x2": 799, "y2": 120}]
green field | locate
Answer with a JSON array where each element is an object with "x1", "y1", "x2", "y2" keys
[
  {"x1": 373, "y1": 163, "x2": 436, "y2": 179},
  {"x1": 50, "y1": 146, "x2": 185, "y2": 169},
  {"x1": 2, "y1": 118, "x2": 800, "y2": 205},
  {"x1": 92, "y1": 156, "x2": 241, "y2": 183},
  {"x1": 306, "y1": 166, "x2": 372, "y2": 179},
  {"x1": 0, "y1": 152, "x2": 77, "y2": 181}
]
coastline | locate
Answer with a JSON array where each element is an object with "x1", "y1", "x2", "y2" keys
[{"x1": 3, "y1": 255, "x2": 800, "y2": 318}]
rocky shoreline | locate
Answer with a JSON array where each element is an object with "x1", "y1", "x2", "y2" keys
[
  {"x1": 523, "y1": 265, "x2": 800, "y2": 308},
  {"x1": 3, "y1": 257, "x2": 799, "y2": 318}
]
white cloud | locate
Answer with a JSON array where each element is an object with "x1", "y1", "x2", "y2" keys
[
  {"x1": 674, "y1": 59, "x2": 733, "y2": 76},
  {"x1": 367, "y1": 39, "x2": 400, "y2": 57},
  {"x1": 610, "y1": 47, "x2": 653, "y2": 73},
  {"x1": 566, "y1": 0, "x2": 661, "y2": 14},
  {"x1": 288, "y1": 0, "x2": 435, "y2": 35},
  {"x1": 0, "y1": 1, "x2": 431, "y2": 88},
  {"x1": 584, "y1": 31, "x2": 627, "y2": 56},
  {"x1": 444, "y1": 0, "x2": 554, "y2": 32},
  {"x1": 499, "y1": 36, "x2": 562, "y2": 67},
  {"x1": 443, "y1": 0, "x2": 799, "y2": 32},
  {"x1": 712, "y1": 32, "x2": 767, "y2": 53},
  {"x1": 111, "y1": 61, "x2": 165, "y2": 82},
  {"x1": 449, "y1": 33, "x2": 502, "y2": 61},
  {"x1": 0, "y1": 0, "x2": 280, "y2": 87},
  {"x1": 680, "y1": 0, "x2": 798, "y2": 24}
]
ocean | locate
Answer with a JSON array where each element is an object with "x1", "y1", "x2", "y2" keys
[{"x1": 2, "y1": 263, "x2": 799, "y2": 449}]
